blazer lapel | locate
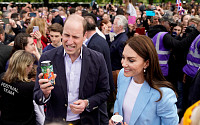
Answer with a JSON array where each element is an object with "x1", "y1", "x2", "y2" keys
[
  {"x1": 54, "y1": 46, "x2": 68, "y2": 101},
  {"x1": 129, "y1": 81, "x2": 153, "y2": 125},
  {"x1": 79, "y1": 46, "x2": 90, "y2": 98}
]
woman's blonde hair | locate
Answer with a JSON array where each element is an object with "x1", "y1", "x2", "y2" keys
[
  {"x1": 26, "y1": 17, "x2": 46, "y2": 36},
  {"x1": 2, "y1": 50, "x2": 35, "y2": 83}
]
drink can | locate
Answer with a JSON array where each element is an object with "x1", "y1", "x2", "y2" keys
[{"x1": 41, "y1": 60, "x2": 55, "y2": 86}]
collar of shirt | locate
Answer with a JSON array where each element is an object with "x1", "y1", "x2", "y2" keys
[
  {"x1": 63, "y1": 46, "x2": 83, "y2": 59},
  {"x1": 85, "y1": 32, "x2": 96, "y2": 46},
  {"x1": 114, "y1": 31, "x2": 125, "y2": 39}
]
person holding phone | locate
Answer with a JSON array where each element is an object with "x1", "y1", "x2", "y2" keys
[{"x1": 26, "y1": 18, "x2": 49, "y2": 50}]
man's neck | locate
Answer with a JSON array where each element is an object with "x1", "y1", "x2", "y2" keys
[
  {"x1": 87, "y1": 30, "x2": 96, "y2": 39},
  {"x1": 115, "y1": 30, "x2": 125, "y2": 35},
  {"x1": 51, "y1": 41, "x2": 62, "y2": 47}
]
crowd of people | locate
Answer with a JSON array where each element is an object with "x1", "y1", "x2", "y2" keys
[{"x1": 0, "y1": 0, "x2": 200, "y2": 125}]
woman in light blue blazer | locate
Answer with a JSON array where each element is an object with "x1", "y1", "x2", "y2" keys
[{"x1": 109, "y1": 36, "x2": 179, "y2": 125}]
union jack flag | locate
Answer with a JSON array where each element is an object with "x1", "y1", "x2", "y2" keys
[{"x1": 176, "y1": 0, "x2": 185, "y2": 15}]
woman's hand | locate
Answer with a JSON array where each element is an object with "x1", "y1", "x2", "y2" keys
[
  {"x1": 31, "y1": 31, "x2": 42, "y2": 49},
  {"x1": 32, "y1": 43, "x2": 41, "y2": 61},
  {"x1": 109, "y1": 119, "x2": 128, "y2": 125}
]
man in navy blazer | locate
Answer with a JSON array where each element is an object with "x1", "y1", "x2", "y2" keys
[
  {"x1": 106, "y1": 15, "x2": 128, "y2": 71},
  {"x1": 34, "y1": 14, "x2": 110, "y2": 125},
  {"x1": 84, "y1": 15, "x2": 115, "y2": 124}
]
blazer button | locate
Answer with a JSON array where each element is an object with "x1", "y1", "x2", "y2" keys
[
  {"x1": 65, "y1": 104, "x2": 68, "y2": 107},
  {"x1": 63, "y1": 118, "x2": 66, "y2": 121}
]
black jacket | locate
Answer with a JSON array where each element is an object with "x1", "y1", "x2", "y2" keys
[
  {"x1": 106, "y1": 32, "x2": 128, "y2": 71},
  {"x1": 52, "y1": 15, "x2": 64, "y2": 27},
  {"x1": 87, "y1": 33, "x2": 115, "y2": 92},
  {"x1": 188, "y1": 69, "x2": 200, "y2": 106},
  {"x1": 0, "y1": 43, "x2": 12, "y2": 74}
]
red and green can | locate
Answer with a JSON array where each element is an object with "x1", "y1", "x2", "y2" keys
[{"x1": 41, "y1": 61, "x2": 55, "y2": 86}]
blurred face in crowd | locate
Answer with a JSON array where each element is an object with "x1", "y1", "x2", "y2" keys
[
  {"x1": 62, "y1": 16, "x2": 86, "y2": 61},
  {"x1": 0, "y1": 32, "x2": 5, "y2": 42},
  {"x1": 162, "y1": 21, "x2": 171, "y2": 31},
  {"x1": 113, "y1": 18, "x2": 121, "y2": 34},
  {"x1": 152, "y1": 16, "x2": 159, "y2": 25},
  {"x1": 173, "y1": 26, "x2": 182, "y2": 36},
  {"x1": 121, "y1": 44, "x2": 149, "y2": 82},
  {"x1": 173, "y1": 14, "x2": 179, "y2": 22},
  {"x1": 191, "y1": 9, "x2": 196, "y2": 16},
  {"x1": 98, "y1": 8, "x2": 104, "y2": 17},
  {"x1": 182, "y1": 15, "x2": 191, "y2": 26},
  {"x1": 25, "y1": 37, "x2": 35, "y2": 53},
  {"x1": 102, "y1": 14, "x2": 110, "y2": 21},
  {"x1": 50, "y1": 31, "x2": 62, "y2": 47}
]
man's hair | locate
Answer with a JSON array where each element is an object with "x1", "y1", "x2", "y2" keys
[
  {"x1": 0, "y1": 25, "x2": 4, "y2": 34},
  {"x1": 11, "y1": 13, "x2": 19, "y2": 19},
  {"x1": 115, "y1": 15, "x2": 128, "y2": 30},
  {"x1": 48, "y1": 23, "x2": 63, "y2": 35},
  {"x1": 65, "y1": 14, "x2": 87, "y2": 35},
  {"x1": 84, "y1": 16, "x2": 96, "y2": 31},
  {"x1": 19, "y1": 10, "x2": 27, "y2": 19},
  {"x1": 11, "y1": 13, "x2": 19, "y2": 21},
  {"x1": 189, "y1": 17, "x2": 200, "y2": 24},
  {"x1": 69, "y1": 8, "x2": 76, "y2": 15}
]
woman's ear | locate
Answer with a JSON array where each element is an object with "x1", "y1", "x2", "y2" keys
[{"x1": 144, "y1": 59, "x2": 149, "y2": 69}]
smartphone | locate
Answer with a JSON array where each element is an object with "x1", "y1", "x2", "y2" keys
[
  {"x1": 29, "y1": 13, "x2": 36, "y2": 17},
  {"x1": 146, "y1": 11, "x2": 155, "y2": 16},
  {"x1": 33, "y1": 26, "x2": 39, "y2": 32},
  {"x1": 135, "y1": 27, "x2": 146, "y2": 35},
  {"x1": 1, "y1": 18, "x2": 9, "y2": 24},
  {"x1": 128, "y1": 16, "x2": 136, "y2": 25}
]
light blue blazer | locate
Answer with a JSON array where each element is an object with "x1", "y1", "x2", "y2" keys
[{"x1": 114, "y1": 69, "x2": 179, "y2": 125}]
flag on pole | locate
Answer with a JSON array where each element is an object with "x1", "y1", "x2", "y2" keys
[{"x1": 176, "y1": 0, "x2": 185, "y2": 15}]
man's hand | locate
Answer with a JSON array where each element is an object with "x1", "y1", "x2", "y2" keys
[
  {"x1": 38, "y1": 73, "x2": 56, "y2": 98},
  {"x1": 70, "y1": 99, "x2": 88, "y2": 114},
  {"x1": 9, "y1": 19, "x2": 17, "y2": 28}
]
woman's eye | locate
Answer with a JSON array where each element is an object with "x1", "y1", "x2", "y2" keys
[{"x1": 129, "y1": 60, "x2": 134, "y2": 62}]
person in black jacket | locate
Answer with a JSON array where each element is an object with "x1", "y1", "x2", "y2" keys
[
  {"x1": 0, "y1": 50, "x2": 36, "y2": 125},
  {"x1": 84, "y1": 15, "x2": 114, "y2": 125},
  {"x1": 0, "y1": 25, "x2": 12, "y2": 74},
  {"x1": 51, "y1": 9, "x2": 64, "y2": 27}
]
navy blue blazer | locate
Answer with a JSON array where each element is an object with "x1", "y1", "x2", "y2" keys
[
  {"x1": 34, "y1": 45, "x2": 110, "y2": 124},
  {"x1": 108, "y1": 32, "x2": 128, "y2": 71},
  {"x1": 87, "y1": 33, "x2": 115, "y2": 92}
]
